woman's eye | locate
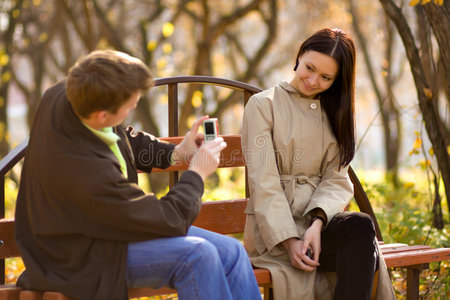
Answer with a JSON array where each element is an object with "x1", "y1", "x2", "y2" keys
[
  {"x1": 306, "y1": 65, "x2": 312, "y2": 71},
  {"x1": 322, "y1": 76, "x2": 331, "y2": 81}
]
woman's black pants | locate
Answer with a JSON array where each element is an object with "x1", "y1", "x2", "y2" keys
[{"x1": 318, "y1": 211, "x2": 379, "y2": 300}]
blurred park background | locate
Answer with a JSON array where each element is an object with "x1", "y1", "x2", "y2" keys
[{"x1": 1, "y1": 0, "x2": 449, "y2": 298}]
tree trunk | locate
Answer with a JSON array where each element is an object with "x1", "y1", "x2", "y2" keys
[
  {"x1": 379, "y1": 0, "x2": 450, "y2": 213},
  {"x1": 423, "y1": 1, "x2": 450, "y2": 106},
  {"x1": 348, "y1": 0, "x2": 401, "y2": 185}
]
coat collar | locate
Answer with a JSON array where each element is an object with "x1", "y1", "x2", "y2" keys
[
  {"x1": 278, "y1": 81, "x2": 299, "y2": 94},
  {"x1": 278, "y1": 81, "x2": 321, "y2": 101}
]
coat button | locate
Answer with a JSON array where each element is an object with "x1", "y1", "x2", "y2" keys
[{"x1": 310, "y1": 103, "x2": 317, "y2": 110}]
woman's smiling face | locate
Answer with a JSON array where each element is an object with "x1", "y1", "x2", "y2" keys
[{"x1": 290, "y1": 50, "x2": 338, "y2": 99}]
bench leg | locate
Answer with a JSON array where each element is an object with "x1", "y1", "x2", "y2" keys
[
  {"x1": 406, "y1": 268, "x2": 420, "y2": 300},
  {"x1": 263, "y1": 286, "x2": 274, "y2": 300}
]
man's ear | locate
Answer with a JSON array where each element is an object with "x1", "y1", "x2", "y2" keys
[{"x1": 95, "y1": 110, "x2": 108, "y2": 126}]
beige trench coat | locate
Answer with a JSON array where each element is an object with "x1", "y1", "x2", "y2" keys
[{"x1": 242, "y1": 81, "x2": 395, "y2": 300}]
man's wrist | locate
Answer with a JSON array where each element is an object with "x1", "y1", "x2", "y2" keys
[
  {"x1": 187, "y1": 166, "x2": 206, "y2": 181},
  {"x1": 171, "y1": 145, "x2": 182, "y2": 163}
]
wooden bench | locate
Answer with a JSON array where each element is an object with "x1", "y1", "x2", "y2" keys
[{"x1": 1, "y1": 76, "x2": 449, "y2": 300}]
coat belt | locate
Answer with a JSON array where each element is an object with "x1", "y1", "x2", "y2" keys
[{"x1": 279, "y1": 174, "x2": 321, "y2": 204}]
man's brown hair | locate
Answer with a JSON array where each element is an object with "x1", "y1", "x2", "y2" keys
[{"x1": 66, "y1": 50, "x2": 153, "y2": 118}]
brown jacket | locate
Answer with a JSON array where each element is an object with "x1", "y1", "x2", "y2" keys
[
  {"x1": 242, "y1": 82, "x2": 395, "y2": 299},
  {"x1": 14, "y1": 81, "x2": 204, "y2": 300}
]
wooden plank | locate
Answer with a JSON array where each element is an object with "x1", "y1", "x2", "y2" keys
[
  {"x1": 379, "y1": 243, "x2": 406, "y2": 248},
  {"x1": 152, "y1": 135, "x2": 245, "y2": 172},
  {"x1": 127, "y1": 268, "x2": 271, "y2": 298},
  {"x1": 0, "y1": 284, "x2": 22, "y2": 300},
  {"x1": 0, "y1": 219, "x2": 20, "y2": 259},
  {"x1": 381, "y1": 245, "x2": 430, "y2": 255},
  {"x1": 42, "y1": 292, "x2": 73, "y2": 300},
  {"x1": 254, "y1": 268, "x2": 272, "y2": 286},
  {"x1": 19, "y1": 290, "x2": 43, "y2": 300},
  {"x1": 193, "y1": 199, "x2": 248, "y2": 234},
  {"x1": 384, "y1": 248, "x2": 450, "y2": 268}
]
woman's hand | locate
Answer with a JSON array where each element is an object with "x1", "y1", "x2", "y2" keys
[
  {"x1": 282, "y1": 237, "x2": 320, "y2": 272},
  {"x1": 303, "y1": 218, "x2": 323, "y2": 262}
]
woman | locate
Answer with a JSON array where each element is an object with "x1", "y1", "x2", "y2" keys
[{"x1": 242, "y1": 28, "x2": 395, "y2": 300}]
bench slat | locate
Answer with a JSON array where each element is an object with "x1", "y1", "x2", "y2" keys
[
  {"x1": 0, "y1": 284, "x2": 21, "y2": 300},
  {"x1": 0, "y1": 219, "x2": 20, "y2": 259},
  {"x1": 193, "y1": 199, "x2": 247, "y2": 234},
  {"x1": 380, "y1": 245, "x2": 430, "y2": 254},
  {"x1": 384, "y1": 248, "x2": 450, "y2": 268},
  {"x1": 153, "y1": 135, "x2": 245, "y2": 172},
  {"x1": 128, "y1": 287, "x2": 175, "y2": 298}
]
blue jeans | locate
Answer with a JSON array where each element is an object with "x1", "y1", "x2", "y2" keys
[{"x1": 127, "y1": 226, "x2": 261, "y2": 300}]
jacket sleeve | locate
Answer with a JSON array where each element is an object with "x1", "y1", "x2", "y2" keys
[
  {"x1": 242, "y1": 95, "x2": 299, "y2": 253},
  {"x1": 79, "y1": 169, "x2": 204, "y2": 241},
  {"x1": 303, "y1": 141, "x2": 354, "y2": 227},
  {"x1": 125, "y1": 126, "x2": 175, "y2": 172},
  {"x1": 30, "y1": 150, "x2": 204, "y2": 242}
]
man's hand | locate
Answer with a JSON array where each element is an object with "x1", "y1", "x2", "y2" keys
[
  {"x1": 188, "y1": 137, "x2": 227, "y2": 181},
  {"x1": 172, "y1": 116, "x2": 208, "y2": 163}
]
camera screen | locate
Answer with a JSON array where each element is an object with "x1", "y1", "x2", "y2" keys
[{"x1": 205, "y1": 122, "x2": 215, "y2": 134}]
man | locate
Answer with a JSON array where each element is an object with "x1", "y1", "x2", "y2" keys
[{"x1": 15, "y1": 50, "x2": 261, "y2": 300}]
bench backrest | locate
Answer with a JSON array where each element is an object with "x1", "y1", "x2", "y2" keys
[{"x1": 0, "y1": 76, "x2": 382, "y2": 284}]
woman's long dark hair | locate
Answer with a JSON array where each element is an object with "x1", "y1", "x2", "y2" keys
[{"x1": 295, "y1": 28, "x2": 356, "y2": 167}]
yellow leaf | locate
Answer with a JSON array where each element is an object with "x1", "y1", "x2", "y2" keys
[
  {"x1": 423, "y1": 87, "x2": 432, "y2": 99},
  {"x1": 419, "y1": 159, "x2": 431, "y2": 169},
  {"x1": 2, "y1": 71, "x2": 11, "y2": 83},
  {"x1": 156, "y1": 58, "x2": 167, "y2": 70},
  {"x1": 0, "y1": 54, "x2": 9, "y2": 66},
  {"x1": 403, "y1": 182, "x2": 415, "y2": 189},
  {"x1": 38, "y1": 32, "x2": 48, "y2": 43},
  {"x1": 428, "y1": 147, "x2": 434, "y2": 157},
  {"x1": 409, "y1": 0, "x2": 420, "y2": 5},
  {"x1": 434, "y1": 0, "x2": 444, "y2": 5},
  {"x1": 381, "y1": 70, "x2": 388, "y2": 77},
  {"x1": 447, "y1": 145, "x2": 450, "y2": 155},
  {"x1": 23, "y1": 38, "x2": 30, "y2": 48},
  {"x1": 147, "y1": 40, "x2": 157, "y2": 52},
  {"x1": 413, "y1": 137, "x2": 422, "y2": 149},
  {"x1": 162, "y1": 43, "x2": 172, "y2": 54},
  {"x1": 12, "y1": 9, "x2": 20, "y2": 19},
  {"x1": 33, "y1": 0, "x2": 42, "y2": 6},
  {"x1": 409, "y1": 149, "x2": 420, "y2": 156},
  {"x1": 158, "y1": 94, "x2": 168, "y2": 105},
  {"x1": 186, "y1": 115, "x2": 196, "y2": 129},
  {"x1": 0, "y1": 122, "x2": 5, "y2": 140},
  {"x1": 421, "y1": 0, "x2": 431, "y2": 4},
  {"x1": 191, "y1": 91, "x2": 203, "y2": 108},
  {"x1": 162, "y1": 22, "x2": 174, "y2": 38}
]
